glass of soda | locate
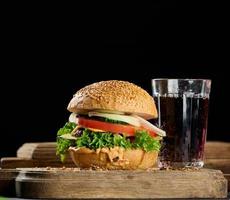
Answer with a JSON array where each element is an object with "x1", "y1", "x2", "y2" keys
[{"x1": 152, "y1": 79, "x2": 211, "y2": 168}]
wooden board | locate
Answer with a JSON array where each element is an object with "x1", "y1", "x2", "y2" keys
[
  {"x1": 204, "y1": 141, "x2": 230, "y2": 190},
  {"x1": 15, "y1": 168, "x2": 228, "y2": 199},
  {"x1": 0, "y1": 169, "x2": 19, "y2": 197},
  {"x1": 1, "y1": 157, "x2": 74, "y2": 168},
  {"x1": 225, "y1": 174, "x2": 230, "y2": 191},
  {"x1": 2, "y1": 141, "x2": 230, "y2": 193},
  {"x1": 205, "y1": 159, "x2": 230, "y2": 174},
  {"x1": 1, "y1": 142, "x2": 74, "y2": 169},
  {"x1": 205, "y1": 142, "x2": 230, "y2": 159},
  {"x1": 16, "y1": 142, "x2": 73, "y2": 162},
  {"x1": 0, "y1": 141, "x2": 230, "y2": 198}
]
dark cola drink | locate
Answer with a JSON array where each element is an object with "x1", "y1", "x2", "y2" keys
[
  {"x1": 153, "y1": 95, "x2": 209, "y2": 168},
  {"x1": 152, "y1": 79, "x2": 211, "y2": 168}
]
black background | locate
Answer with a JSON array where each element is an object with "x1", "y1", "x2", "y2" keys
[{"x1": 1, "y1": 2, "x2": 229, "y2": 158}]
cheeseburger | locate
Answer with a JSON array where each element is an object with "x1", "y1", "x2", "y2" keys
[{"x1": 56, "y1": 80, "x2": 165, "y2": 169}]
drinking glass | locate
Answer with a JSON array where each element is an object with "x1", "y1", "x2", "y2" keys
[{"x1": 152, "y1": 79, "x2": 211, "y2": 168}]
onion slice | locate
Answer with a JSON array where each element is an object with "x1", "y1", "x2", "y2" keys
[
  {"x1": 132, "y1": 115, "x2": 166, "y2": 137},
  {"x1": 69, "y1": 113, "x2": 77, "y2": 123},
  {"x1": 59, "y1": 134, "x2": 77, "y2": 140}
]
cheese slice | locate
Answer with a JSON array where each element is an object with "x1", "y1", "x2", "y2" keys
[
  {"x1": 85, "y1": 127, "x2": 105, "y2": 132},
  {"x1": 75, "y1": 125, "x2": 105, "y2": 133}
]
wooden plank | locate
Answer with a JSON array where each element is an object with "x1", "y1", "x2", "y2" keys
[
  {"x1": 17, "y1": 142, "x2": 57, "y2": 159},
  {"x1": 205, "y1": 158, "x2": 230, "y2": 174},
  {"x1": 0, "y1": 169, "x2": 19, "y2": 197},
  {"x1": 16, "y1": 142, "x2": 72, "y2": 162},
  {"x1": 1, "y1": 158, "x2": 35, "y2": 168},
  {"x1": 15, "y1": 168, "x2": 228, "y2": 199},
  {"x1": 205, "y1": 142, "x2": 230, "y2": 159},
  {"x1": 0, "y1": 157, "x2": 75, "y2": 169},
  {"x1": 224, "y1": 174, "x2": 230, "y2": 191}
]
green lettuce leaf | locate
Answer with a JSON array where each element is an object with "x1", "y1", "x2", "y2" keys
[
  {"x1": 56, "y1": 122, "x2": 161, "y2": 162},
  {"x1": 56, "y1": 122, "x2": 77, "y2": 162},
  {"x1": 133, "y1": 130, "x2": 161, "y2": 152},
  {"x1": 76, "y1": 129, "x2": 132, "y2": 149},
  {"x1": 57, "y1": 122, "x2": 76, "y2": 136},
  {"x1": 56, "y1": 137, "x2": 74, "y2": 162}
]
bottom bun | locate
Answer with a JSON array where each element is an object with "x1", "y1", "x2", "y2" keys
[{"x1": 69, "y1": 146, "x2": 158, "y2": 170}]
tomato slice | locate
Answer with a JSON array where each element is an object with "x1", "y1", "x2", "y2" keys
[
  {"x1": 78, "y1": 117, "x2": 157, "y2": 137},
  {"x1": 78, "y1": 117, "x2": 136, "y2": 136}
]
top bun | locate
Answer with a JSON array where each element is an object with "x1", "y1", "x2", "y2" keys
[{"x1": 67, "y1": 80, "x2": 158, "y2": 119}]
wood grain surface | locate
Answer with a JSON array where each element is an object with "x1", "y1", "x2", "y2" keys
[
  {"x1": 0, "y1": 169, "x2": 19, "y2": 197},
  {"x1": 0, "y1": 141, "x2": 229, "y2": 198},
  {"x1": 205, "y1": 159, "x2": 230, "y2": 173},
  {"x1": 16, "y1": 142, "x2": 73, "y2": 162},
  {"x1": 15, "y1": 168, "x2": 227, "y2": 199},
  {"x1": 0, "y1": 157, "x2": 74, "y2": 168},
  {"x1": 205, "y1": 142, "x2": 230, "y2": 159}
]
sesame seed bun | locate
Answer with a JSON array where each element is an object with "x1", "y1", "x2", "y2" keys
[{"x1": 67, "y1": 80, "x2": 158, "y2": 119}]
